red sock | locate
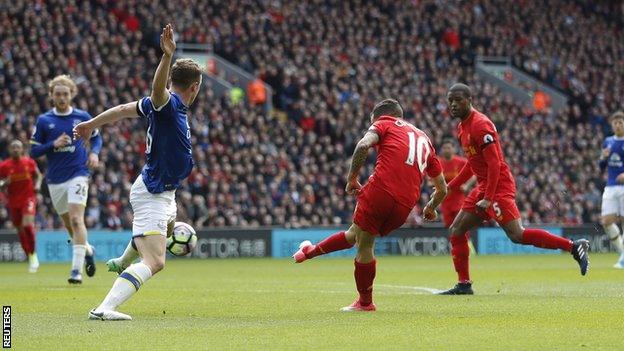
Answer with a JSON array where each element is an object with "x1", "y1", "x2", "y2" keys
[
  {"x1": 306, "y1": 231, "x2": 353, "y2": 258},
  {"x1": 23, "y1": 224, "x2": 36, "y2": 255},
  {"x1": 354, "y1": 259, "x2": 376, "y2": 306},
  {"x1": 450, "y1": 233, "x2": 471, "y2": 283},
  {"x1": 522, "y1": 228, "x2": 573, "y2": 251},
  {"x1": 17, "y1": 225, "x2": 35, "y2": 255}
]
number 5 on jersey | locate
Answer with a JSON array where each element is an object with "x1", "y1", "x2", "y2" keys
[{"x1": 405, "y1": 131, "x2": 430, "y2": 172}]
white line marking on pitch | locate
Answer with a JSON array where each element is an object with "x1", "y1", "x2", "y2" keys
[{"x1": 376, "y1": 284, "x2": 443, "y2": 294}]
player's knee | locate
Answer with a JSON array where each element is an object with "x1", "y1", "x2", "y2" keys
[
  {"x1": 601, "y1": 216, "x2": 615, "y2": 227},
  {"x1": 69, "y1": 214, "x2": 84, "y2": 228},
  {"x1": 147, "y1": 258, "x2": 165, "y2": 274},
  {"x1": 344, "y1": 229, "x2": 357, "y2": 245},
  {"x1": 449, "y1": 222, "x2": 463, "y2": 237}
]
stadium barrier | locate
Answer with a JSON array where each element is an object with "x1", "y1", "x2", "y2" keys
[{"x1": 0, "y1": 226, "x2": 615, "y2": 262}]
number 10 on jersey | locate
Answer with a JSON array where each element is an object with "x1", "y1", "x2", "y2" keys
[{"x1": 405, "y1": 131, "x2": 430, "y2": 172}]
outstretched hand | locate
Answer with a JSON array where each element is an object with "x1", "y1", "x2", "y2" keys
[
  {"x1": 160, "y1": 23, "x2": 176, "y2": 57},
  {"x1": 73, "y1": 121, "x2": 94, "y2": 141}
]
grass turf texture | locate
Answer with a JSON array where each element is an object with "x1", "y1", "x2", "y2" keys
[{"x1": 2, "y1": 254, "x2": 623, "y2": 350}]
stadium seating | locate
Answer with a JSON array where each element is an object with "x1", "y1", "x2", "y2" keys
[{"x1": 1, "y1": 0, "x2": 621, "y2": 229}]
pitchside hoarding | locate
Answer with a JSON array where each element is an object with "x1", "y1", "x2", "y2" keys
[
  {"x1": 36, "y1": 231, "x2": 131, "y2": 263},
  {"x1": 476, "y1": 227, "x2": 561, "y2": 255},
  {"x1": 191, "y1": 229, "x2": 271, "y2": 258},
  {"x1": 271, "y1": 227, "x2": 451, "y2": 258},
  {"x1": 0, "y1": 232, "x2": 26, "y2": 262},
  {"x1": 0, "y1": 225, "x2": 617, "y2": 262}
]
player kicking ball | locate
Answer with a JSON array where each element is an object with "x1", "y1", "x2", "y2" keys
[
  {"x1": 30, "y1": 75, "x2": 102, "y2": 284},
  {"x1": 293, "y1": 99, "x2": 447, "y2": 311},
  {"x1": 74, "y1": 24, "x2": 202, "y2": 321},
  {"x1": 438, "y1": 83, "x2": 590, "y2": 295},
  {"x1": 0, "y1": 140, "x2": 42, "y2": 272}
]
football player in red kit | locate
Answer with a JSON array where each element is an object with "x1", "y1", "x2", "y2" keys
[
  {"x1": 438, "y1": 138, "x2": 475, "y2": 227},
  {"x1": 438, "y1": 83, "x2": 590, "y2": 295},
  {"x1": 293, "y1": 99, "x2": 448, "y2": 311},
  {"x1": 0, "y1": 140, "x2": 42, "y2": 272}
]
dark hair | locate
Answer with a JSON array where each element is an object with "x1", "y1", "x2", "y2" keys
[
  {"x1": 171, "y1": 58, "x2": 202, "y2": 89},
  {"x1": 441, "y1": 138, "x2": 456, "y2": 147},
  {"x1": 610, "y1": 111, "x2": 624, "y2": 123},
  {"x1": 372, "y1": 98, "x2": 403, "y2": 119},
  {"x1": 448, "y1": 83, "x2": 472, "y2": 99}
]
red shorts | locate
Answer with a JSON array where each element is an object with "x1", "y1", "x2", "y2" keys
[
  {"x1": 9, "y1": 198, "x2": 36, "y2": 227},
  {"x1": 462, "y1": 188, "x2": 520, "y2": 224},
  {"x1": 353, "y1": 184, "x2": 412, "y2": 237},
  {"x1": 440, "y1": 207, "x2": 461, "y2": 227}
]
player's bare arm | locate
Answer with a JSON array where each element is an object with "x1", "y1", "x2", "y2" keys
[
  {"x1": 73, "y1": 102, "x2": 140, "y2": 141},
  {"x1": 345, "y1": 131, "x2": 380, "y2": 195},
  {"x1": 151, "y1": 23, "x2": 175, "y2": 108},
  {"x1": 476, "y1": 144, "x2": 501, "y2": 212},
  {"x1": 33, "y1": 164, "x2": 42, "y2": 192},
  {"x1": 423, "y1": 174, "x2": 448, "y2": 221}
]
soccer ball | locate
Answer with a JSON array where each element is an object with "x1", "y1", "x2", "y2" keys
[{"x1": 166, "y1": 222, "x2": 198, "y2": 256}]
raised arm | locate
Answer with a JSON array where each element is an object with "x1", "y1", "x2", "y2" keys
[
  {"x1": 73, "y1": 102, "x2": 140, "y2": 141},
  {"x1": 345, "y1": 131, "x2": 380, "y2": 195},
  {"x1": 151, "y1": 24, "x2": 176, "y2": 109}
]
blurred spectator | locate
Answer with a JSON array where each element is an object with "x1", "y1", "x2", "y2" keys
[
  {"x1": 1, "y1": 0, "x2": 621, "y2": 230},
  {"x1": 247, "y1": 76, "x2": 267, "y2": 106}
]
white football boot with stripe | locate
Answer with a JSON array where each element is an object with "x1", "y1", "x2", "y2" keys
[{"x1": 88, "y1": 309, "x2": 132, "y2": 321}]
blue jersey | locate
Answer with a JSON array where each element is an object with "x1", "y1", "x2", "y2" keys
[
  {"x1": 600, "y1": 136, "x2": 624, "y2": 187},
  {"x1": 136, "y1": 93, "x2": 194, "y2": 194},
  {"x1": 30, "y1": 108, "x2": 102, "y2": 184}
]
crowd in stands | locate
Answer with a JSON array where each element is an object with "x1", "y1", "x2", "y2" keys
[{"x1": 1, "y1": 0, "x2": 621, "y2": 230}]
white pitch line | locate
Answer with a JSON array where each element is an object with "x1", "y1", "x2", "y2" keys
[{"x1": 376, "y1": 284, "x2": 443, "y2": 294}]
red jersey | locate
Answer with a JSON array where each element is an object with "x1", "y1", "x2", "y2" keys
[
  {"x1": 457, "y1": 109, "x2": 515, "y2": 199},
  {"x1": 0, "y1": 157, "x2": 37, "y2": 208},
  {"x1": 438, "y1": 155, "x2": 467, "y2": 212},
  {"x1": 367, "y1": 116, "x2": 442, "y2": 208}
]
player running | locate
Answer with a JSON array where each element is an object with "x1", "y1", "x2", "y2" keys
[
  {"x1": 30, "y1": 74, "x2": 102, "y2": 284},
  {"x1": 292, "y1": 99, "x2": 447, "y2": 311},
  {"x1": 598, "y1": 111, "x2": 624, "y2": 268},
  {"x1": 438, "y1": 83, "x2": 590, "y2": 295},
  {"x1": 74, "y1": 24, "x2": 202, "y2": 321},
  {"x1": 0, "y1": 140, "x2": 42, "y2": 273}
]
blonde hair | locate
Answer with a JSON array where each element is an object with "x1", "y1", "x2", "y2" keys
[{"x1": 48, "y1": 74, "x2": 77, "y2": 96}]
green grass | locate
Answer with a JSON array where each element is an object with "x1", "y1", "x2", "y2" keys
[{"x1": 2, "y1": 254, "x2": 624, "y2": 350}]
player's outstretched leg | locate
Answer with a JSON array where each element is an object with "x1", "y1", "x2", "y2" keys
[
  {"x1": 292, "y1": 226, "x2": 356, "y2": 263},
  {"x1": 502, "y1": 220, "x2": 590, "y2": 276},
  {"x1": 89, "y1": 235, "x2": 164, "y2": 321},
  {"x1": 438, "y1": 211, "x2": 481, "y2": 295},
  {"x1": 341, "y1": 226, "x2": 376, "y2": 312},
  {"x1": 107, "y1": 240, "x2": 140, "y2": 274}
]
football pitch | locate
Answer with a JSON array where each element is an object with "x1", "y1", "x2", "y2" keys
[{"x1": 2, "y1": 254, "x2": 623, "y2": 350}]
